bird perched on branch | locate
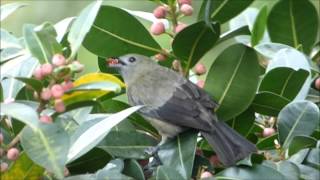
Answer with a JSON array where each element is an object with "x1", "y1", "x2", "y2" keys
[{"x1": 108, "y1": 54, "x2": 256, "y2": 166}]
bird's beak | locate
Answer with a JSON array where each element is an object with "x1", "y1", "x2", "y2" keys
[{"x1": 107, "y1": 57, "x2": 124, "y2": 68}]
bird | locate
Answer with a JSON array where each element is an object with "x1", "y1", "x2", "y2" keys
[{"x1": 107, "y1": 54, "x2": 257, "y2": 166}]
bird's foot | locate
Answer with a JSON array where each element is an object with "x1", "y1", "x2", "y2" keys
[{"x1": 143, "y1": 147, "x2": 162, "y2": 177}]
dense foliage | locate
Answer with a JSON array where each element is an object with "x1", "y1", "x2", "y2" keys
[{"x1": 0, "y1": 0, "x2": 319, "y2": 179}]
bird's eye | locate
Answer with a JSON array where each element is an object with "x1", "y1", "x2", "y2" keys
[{"x1": 129, "y1": 57, "x2": 136, "y2": 63}]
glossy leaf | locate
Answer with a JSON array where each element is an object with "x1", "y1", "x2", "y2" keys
[
  {"x1": 67, "y1": 106, "x2": 143, "y2": 163},
  {"x1": 296, "y1": 163, "x2": 320, "y2": 180},
  {"x1": 67, "y1": 82, "x2": 121, "y2": 94},
  {"x1": 216, "y1": 164, "x2": 286, "y2": 180},
  {"x1": 1, "y1": 153, "x2": 44, "y2": 180},
  {"x1": 304, "y1": 148, "x2": 319, "y2": 169},
  {"x1": 98, "y1": 130, "x2": 158, "y2": 159},
  {"x1": 251, "y1": 6, "x2": 268, "y2": 46},
  {"x1": 278, "y1": 101, "x2": 320, "y2": 149},
  {"x1": 154, "y1": 166, "x2": 184, "y2": 180},
  {"x1": 123, "y1": 159, "x2": 144, "y2": 180},
  {"x1": 0, "y1": 2, "x2": 27, "y2": 21},
  {"x1": 256, "y1": 133, "x2": 278, "y2": 150},
  {"x1": 83, "y1": 6, "x2": 161, "y2": 58},
  {"x1": 21, "y1": 123, "x2": 70, "y2": 179},
  {"x1": 172, "y1": 21, "x2": 220, "y2": 70},
  {"x1": 227, "y1": 107, "x2": 255, "y2": 137},
  {"x1": 158, "y1": 130, "x2": 198, "y2": 179},
  {"x1": 14, "y1": 77, "x2": 43, "y2": 93},
  {"x1": 263, "y1": 160, "x2": 300, "y2": 180},
  {"x1": 288, "y1": 136, "x2": 317, "y2": 156},
  {"x1": 236, "y1": 153, "x2": 264, "y2": 167},
  {"x1": 289, "y1": 148, "x2": 310, "y2": 164},
  {"x1": 68, "y1": 0, "x2": 102, "y2": 59},
  {"x1": 252, "y1": 92, "x2": 290, "y2": 116},
  {"x1": 54, "y1": 17, "x2": 75, "y2": 42},
  {"x1": 217, "y1": 26, "x2": 251, "y2": 45},
  {"x1": 205, "y1": 43, "x2": 260, "y2": 120},
  {"x1": 254, "y1": 42, "x2": 292, "y2": 59},
  {"x1": 267, "y1": 0, "x2": 318, "y2": 54},
  {"x1": 198, "y1": 0, "x2": 254, "y2": 24},
  {"x1": 0, "y1": 102, "x2": 39, "y2": 130}
]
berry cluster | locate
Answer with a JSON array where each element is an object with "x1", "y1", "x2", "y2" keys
[
  {"x1": 150, "y1": 0, "x2": 193, "y2": 36},
  {"x1": 32, "y1": 54, "x2": 84, "y2": 124},
  {"x1": 0, "y1": 133, "x2": 20, "y2": 172}
]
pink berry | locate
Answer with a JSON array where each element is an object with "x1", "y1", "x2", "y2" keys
[
  {"x1": 174, "y1": 23, "x2": 187, "y2": 33},
  {"x1": 41, "y1": 63, "x2": 53, "y2": 76},
  {"x1": 150, "y1": 21, "x2": 165, "y2": 35},
  {"x1": 180, "y1": 4, "x2": 193, "y2": 16},
  {"x1": 40, "y1": 115, "x2": 53, "y2": 124},
  {"x1": 194, "y1": 63, "x2": 207, "y2": 75},
  {"x1": 153, "y1": 6, "x2": 167, "y2": 19},
  {"x1": 155, "y1": 53, "x2": 166, "y2": 61},
  {"x1": 64, "y1": 167, "x2": 70, "y2": 177},
  {"x1": 54, "y1": 99, "x2": 66, "y2": 113},
  {"x1": 0, "y1": 162, "x2": 8, "y2": 172},
  {"x1": 178, "y1": 0, "x2": 192, "y2": 5},
  {"x1": 7, "y1": 148, "x2": 19, "y2": 161},
  {"x1": 52, "y1": 54, "x2": 66, "y2": 66},
  {"x1": 51, "y1": 84, "x2": 64, "y2": 99},
  {"x1": 40, "y1": 88, "x2": 52, "y2": 101},
  {"x1": 263, "y1": 128, "x2": 275, "y2": 137},
  {"x1": 33, "y1": 67, "x2": 43, "y2": 80},
  {"x1": 197, "y1": 80, "x2": 205, "y2": 88},
  {"x1": 200, "y1": 171, "x2": 213, "y2": 178},
  {"x1": 62, "y1": 81, "x2": 74, "y2": 92},
  {"x1": 315, "y1": 78, "x2": 320, "y2": 90}
]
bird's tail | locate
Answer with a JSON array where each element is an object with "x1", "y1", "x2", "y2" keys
[{"x1": 201, "y1": 120, "x2": 257, "y2": 166}]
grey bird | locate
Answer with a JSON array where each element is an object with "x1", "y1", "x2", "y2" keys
[{"x1": 108, "y1": 54, "x2": 257, "y2": 166}]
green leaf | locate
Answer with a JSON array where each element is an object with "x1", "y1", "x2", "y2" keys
[
  {"x1": 267, "y1": 0, "x2": 318, "y2": 54},
  {"x1": 251, "y1": 6, "x2": 268, "y2": 46},
  {"x1": 66, "y1": 82, "x2": 122, "y2": 94},
  {"x1": 227, "y1": 107, "x2": 255, "y2": 137},
  {"x1": 236, "y1": 153, "x2": 264, "y2": 167},
  {"x1": 0, "y1": 102, "x2": 39, "y2": 130},
  {"x1": 21, "y1": 123, "x2": 70, "y2": 179},
  {"x1": 305, "y1": 148, "x2": 320, "y2": 170},
  {"x1": 23, "y1": 23, "x2": 62, "y2": 64},
  {"x1": 289, "y1": 148, "x2": 310, "y2": 164},
  {"x1": 263, "y1": 160, "x2": 300, "y2": 180},
  {"x1": 1, "y1": 152, "x2": 44, "y2": 180},
  {"x1": 288, "y1": 136, "x2": 317, "y2": 156},
  {"x1": 252, "y1": 92, "x2": 290, "y2": 116},
  {"x1": 172, "y1": 21, "x2": 220, "y2": 70},
  {"x1": 123, "y1": 159, "x2": 144, "y2": 180},
  {"x1": 259, "y1": 67, "x2": 309, "y2": 100},
  {"x1": 154, "y1": 166, "x2": 185, "y2": 180},
  {"x1": 296, "y1": 163, "x2": 320, "y2": 180},
  {"x1": 68, "y1": 0, "x2": 102, "y2": 59},
  {"x1": 14, "y1": 77, "x2": 43, "y2": 93},
  {"x1": 216, "y1": 26, "x2": 251, "y2": 45},
  {"x1": 83, "y1": 6, "x2": 161, "y2": 58},
  {"x1": 98, "y1": 130, "x2": 158, "y2": 159},
  {"x1": 278, "y1": 101, "x2": 320, "y2": 149},
  {"x1": 67, "y1": 148, "x2": 111, "y2": 174},
  {"x1": 67, "y1": 106, "x2": 143, "y2": 163},
  {"x1": 64, "y1": 174, "x2": 96, "y2": 180},
  {"x1": 256, "y1": 133, "x2": 278, "y2": 150},
  {"x1": 198, "y1": 0, "x2": 254, "y2": 24},
  {"x1": 0, "y1": 2, "x2": 27, "y2": 21},
  {"x1": 216, "y1": 164, "x2": 286, "y2": 180},
  {"x1": 158, "y1": 130, "x2": 198, "y2": 179},
  {"x1": 205, "y1": 44, "x2": 260, "y2": 120}
]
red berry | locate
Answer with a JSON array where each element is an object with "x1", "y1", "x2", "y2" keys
[
  {"x1": 52, "y1": 54, "x2": 66, "y2": 66},
  {"x1": 150, "y1": 21, "x2": 165, "y2": 35},
  {"x1": 200, "y1": 171, "x2": 213, "y2": 178},
  {"x1": 178, "y1": 0, "x2": 192, "y2": 5},
  {"x1": 197, "y1": 80, "x2": 205, "y2": 88},
  {"x1": 7, "y1": 148, "x2": 19, "y2": 161},
  {"x1": 33, "y1": 67, "x2": 43, "y2": 80},
  {"x1": 180, "y1": 4, "x2": 193, "y2": 16},
  {"x1": 51, "y1": 84, "x2": 64, "y2": 99},
  {"x1": 40, "y1": 88, "x2": 52, "y2": 101},
  {"x1": 54, "y1": 99, "x2": 66, "y2": 113},
  {"x1": 263, "y1": 128, "x2": 275, "y2": 137},
  {"x1": 194, "y1": 63, "x2": 207, "y2": 75},
  {"x1": 155, "y1": 53, "x2": 167, "y2": 61},
  {"x1": 41, "y1": 63, "x2": 53, "y2": 76},
  {"x1": 174, "y1": 23, "x2": 187, "y2": 33},
  {"x1": 62, "y1": 81, "x2": 74, "y2": 92},
  {"x1": 153, "y1": 6, "x2": 167, "y2": 18},
  {"x1": 0, "y1": 162, "x2": 8, "y2": 172},
  {"x1": 315, "y1": 78, "x2": 320, "y2": 90},
  {"x1": 40, "y1": 115, "x2": 53, "y2": 124}
]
